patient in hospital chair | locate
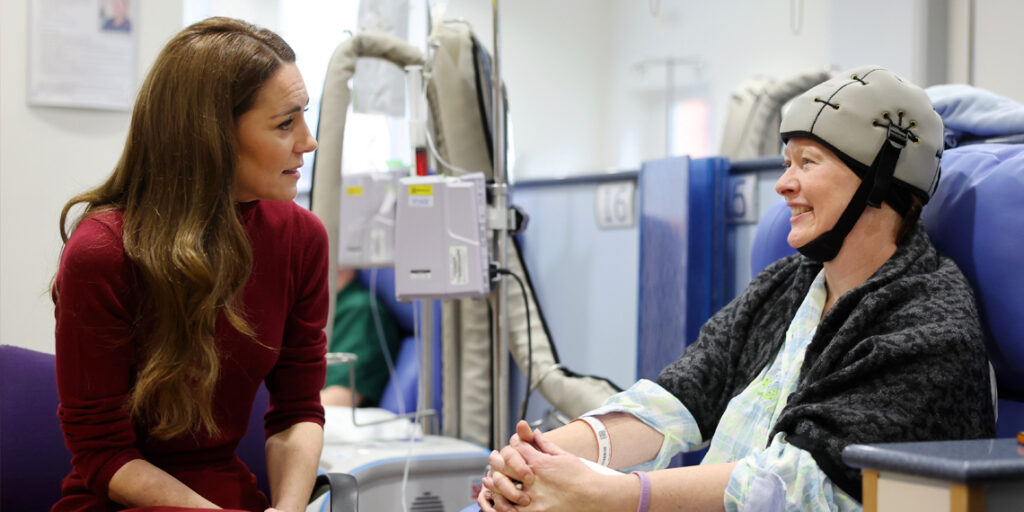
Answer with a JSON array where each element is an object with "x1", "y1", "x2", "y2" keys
[
  {"x1": 321, "y1": 267, "x2": 403, "y2": 407},
  {"x1": 478, "y1": 66, "x2": 995, "y2": 512}
]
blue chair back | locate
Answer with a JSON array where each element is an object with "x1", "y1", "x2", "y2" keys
[
  {"x1": 750, "y1": 199, "x2": 797, "y2": 276},
  {"x1": 356, "y1": 268, "x2": 443, "y2": 420},
  {"x1": 921, "y1": 143, "x2": 1024, "y2": 437},
  {"x1": 238, "y1": 383, "x2": 272, "y2": 498},
  {"x1": 0, "y1": 345, "x2": 68, "y2": 510},
  {"x1": 0, "y1": 345, "x2": 274, "y2": 506}
]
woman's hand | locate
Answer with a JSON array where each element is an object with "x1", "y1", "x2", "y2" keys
[
  {"x1": 507, "y1": 427, "x2": 638, "y2": 511},
  {"x1": 479, "y1": 421, "x2": 537, "y2": 511},
  {"x1": 480, "y1": 420, "x2": 638, "y2": 511}
]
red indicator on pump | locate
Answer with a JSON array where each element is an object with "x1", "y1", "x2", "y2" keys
[{"x1": 415, "y1": 147, "x2": 428, "y2": 176}]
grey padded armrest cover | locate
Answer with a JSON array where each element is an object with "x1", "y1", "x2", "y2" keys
[{"x1": 311, "y1": 32, "x2": 424, "y2": 339}]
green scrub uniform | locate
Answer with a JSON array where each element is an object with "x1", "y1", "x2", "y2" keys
[{"x1": 324, "y1": 279, "x2": 403, "y2": 405}]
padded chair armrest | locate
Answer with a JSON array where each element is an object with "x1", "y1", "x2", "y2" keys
[{"x1": 311, "y1": 472, "x2": 359, "y2": 511}]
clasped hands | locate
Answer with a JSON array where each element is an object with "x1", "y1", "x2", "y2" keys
[{"x1": 478, "y1": 420, "x2": 634, "y2": 512}]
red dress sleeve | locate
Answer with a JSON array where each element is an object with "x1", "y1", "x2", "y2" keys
[
  {"x1": 263, "y1": 207, "x2": 329, "y2": 437},
  {"x1": 53, "y1": 215, "x2": 144, "y2": 497}
]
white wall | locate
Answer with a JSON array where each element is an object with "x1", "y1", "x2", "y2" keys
[
  {"x1": 185, "y1": 0, "x2": 280, "y2": 31},
  {"x1": 946, "y1": 0, "x2": 1024, "y2": 102},
  {"x1": 604, "y1": 0, "x2": 832, "y2": 169},
  {"x1": 449, "y1": 0, "x2": 957, "y2": 176},
  {"x1": 442, "y1": 0, "x2": 615, "y2": 180},
  {"x1": 829, "y1": 0, "x2": 953, "y2": 87},
  {"x1": 0, "y1": 0, "x2": 184, "y2": 353},
  {"x1": 971, "y1": 0, "x2": 1024, "y2": 103},
  {"x1": 4, "y1": 0, "x2": 1024, "y2": 355}
]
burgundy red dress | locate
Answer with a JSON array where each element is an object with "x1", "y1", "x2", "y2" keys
[{"x1": 52, "y1": 201, "x2": 328, "y2": 512}]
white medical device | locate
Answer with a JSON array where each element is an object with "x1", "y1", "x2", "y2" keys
[
  {"x1": 320, "y1": 435, "x2": 488, "y2": 511},
  {"x1": 338, "y1": 171, "x2": 405, "y2": 268},
  {"x1": 394, "y1": 173, "x2": 490, "y2": 301},
  {"x1": 316, "y1": 407, "x2": 489, "y2": 511}
]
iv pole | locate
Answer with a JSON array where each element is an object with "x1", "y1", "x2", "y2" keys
[
  {"x1": 634, "y1": 57, "x2": 703, "y2": 155},
  {"x1": 489, "y1": 0, "x2": 511, "y2": 449}
]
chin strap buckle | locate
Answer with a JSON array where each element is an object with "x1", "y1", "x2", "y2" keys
[{"x1": 886, "y1": 122, "x2": 909, "y2": 149}]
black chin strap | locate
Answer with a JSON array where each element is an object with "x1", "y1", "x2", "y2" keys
[{"x1": 796, "y1": 129, "x2": 906, "y2": 262}]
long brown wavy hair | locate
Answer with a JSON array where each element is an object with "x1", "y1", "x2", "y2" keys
[{"x1": 58, "y1": 17, "x2": 296, "y2": 440}]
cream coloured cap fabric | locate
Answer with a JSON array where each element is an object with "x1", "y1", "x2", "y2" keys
[{"x1": 780, "y1": 65, "x2": 944, "y2": 201}]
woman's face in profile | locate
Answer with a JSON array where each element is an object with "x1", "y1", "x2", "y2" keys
[
  {"x1": 776, "y1": 137, "x2": 861, "y2": 249},
  {"x1": 234, "y1": 63, "x2": 318, "y2": 203}
]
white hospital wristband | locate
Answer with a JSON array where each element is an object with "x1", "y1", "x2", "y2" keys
[{"x1": 573, "y1": 416, "x2": 611, "y2": 466}]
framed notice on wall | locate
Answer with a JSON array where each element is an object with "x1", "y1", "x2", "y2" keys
[{"x1": 27, "y1": 0, "x2": 137, "y2": 110}]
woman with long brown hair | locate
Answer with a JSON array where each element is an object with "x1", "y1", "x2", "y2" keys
[{"x1": 52, "y1": 17, "x2": 325, "y2": 512}]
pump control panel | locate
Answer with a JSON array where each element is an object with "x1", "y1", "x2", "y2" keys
[{"x1": 394, "y1": 173, "x2": 490, "y2": 300}]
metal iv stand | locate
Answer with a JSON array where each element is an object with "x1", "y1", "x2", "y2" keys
[
  {"x1": 389, "y1": 0, "x2": 510, "y2": 448},
  {"x1": 489, "y1": 0, "x2": 511, "y2": 450},
  {"x1": 634, "y1": 57, "x2": 704, "y2": 155}
]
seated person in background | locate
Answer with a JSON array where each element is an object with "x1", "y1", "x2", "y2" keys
[
  {"x1": 480, "y1": 66, "x2": 995, "y2": 512},
  {"x1": 321, "y1": 267, "x2": 403, "y2": 407}
]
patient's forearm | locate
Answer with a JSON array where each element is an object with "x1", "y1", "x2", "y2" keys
[
  {"x1": 108, "y1": 458, "x2": 221, "y2": 509},
  {"x1": 650, "y1": 462, "x2": 736, "y2": 512},
  {"x1": 545, "y1": 412, "x2": 663, "y2": 469}
]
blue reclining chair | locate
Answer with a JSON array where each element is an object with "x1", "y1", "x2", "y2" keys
[
  {"x1": 750, "y1": 141, "x2": 1024, "y2": 437},
  {"x1": 920, "y1": 143, "x2": 1024, "y2": 436},
  {"x1": 0, "y1": 344, "x2": 357, "y2": 510},
  {"x1": 354, "y1": 267, "x2": 443, "y2": 421},
  {"x1": 0, "y1": 345, "x2": 69, "y2": 510}
]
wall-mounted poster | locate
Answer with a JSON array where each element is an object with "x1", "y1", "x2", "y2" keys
[{"x1": 28, "y1": 0, "x2": 137, "y2": 110}]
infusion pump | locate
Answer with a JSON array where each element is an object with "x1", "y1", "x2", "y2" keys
[
  {"x1": 338, "y1": 170, "x2": 404, "y2": 268},
  {"x1": 394, "y1": 173, "x2": 491, "y2": 301}
]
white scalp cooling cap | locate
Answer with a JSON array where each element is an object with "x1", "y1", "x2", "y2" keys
[{"x1": 779, "y1": 65, "x2": 944, "y2": 202}]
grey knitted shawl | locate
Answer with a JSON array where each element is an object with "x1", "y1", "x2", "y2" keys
[{"x1": 655, "y1": 225, "x2": 995, "y2": 501}]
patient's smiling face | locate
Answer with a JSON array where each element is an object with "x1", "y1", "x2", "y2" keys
[{"x1": 776, "y1": 137, "x2": 862, "y2": 249}]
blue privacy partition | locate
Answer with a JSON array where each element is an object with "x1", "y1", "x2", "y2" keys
[
  {"x1": 727, "y1": 157, "x2": 788, "y2": 296},
  {"x1": 637, "y1": 155, "x2": 774, "y2": 467},
  {"x1": 638, "y1": 155, "x2": 787, "y2": 379},
  {"x1": 511, "y1": 172, "x2": 642, "y2": 422},
  {"x1": 636, "y1": 156, "x2": 730, "y2": 382},
  {"x1": 509, "y1": 156, "x2": 783, "y2": 435}
]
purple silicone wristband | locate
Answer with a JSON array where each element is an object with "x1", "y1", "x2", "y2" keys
[{"x1": 631, "y1": 471, "x2": 651, "y2": 512}]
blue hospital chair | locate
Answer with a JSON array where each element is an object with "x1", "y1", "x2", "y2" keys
[
  {"x1": 0, "y1": 345, "x2": 357, "y2": 511},
  {"x1": 354, "y1": 267, "x2": 443, "y2": 420},
  {"x1": 750, "y1": 142, "x2": 1024, "y2": 437},
  {"x1": 0, "y1": 271, "x2": 435, "y2": 510}
]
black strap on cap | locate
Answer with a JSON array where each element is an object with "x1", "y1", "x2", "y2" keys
[
  {"x1": 796, "y1": 131, "x2": 906, "y2": 262},
  {"x1": 867, "y1": 122, "x2": 909, "y2": 208}
]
